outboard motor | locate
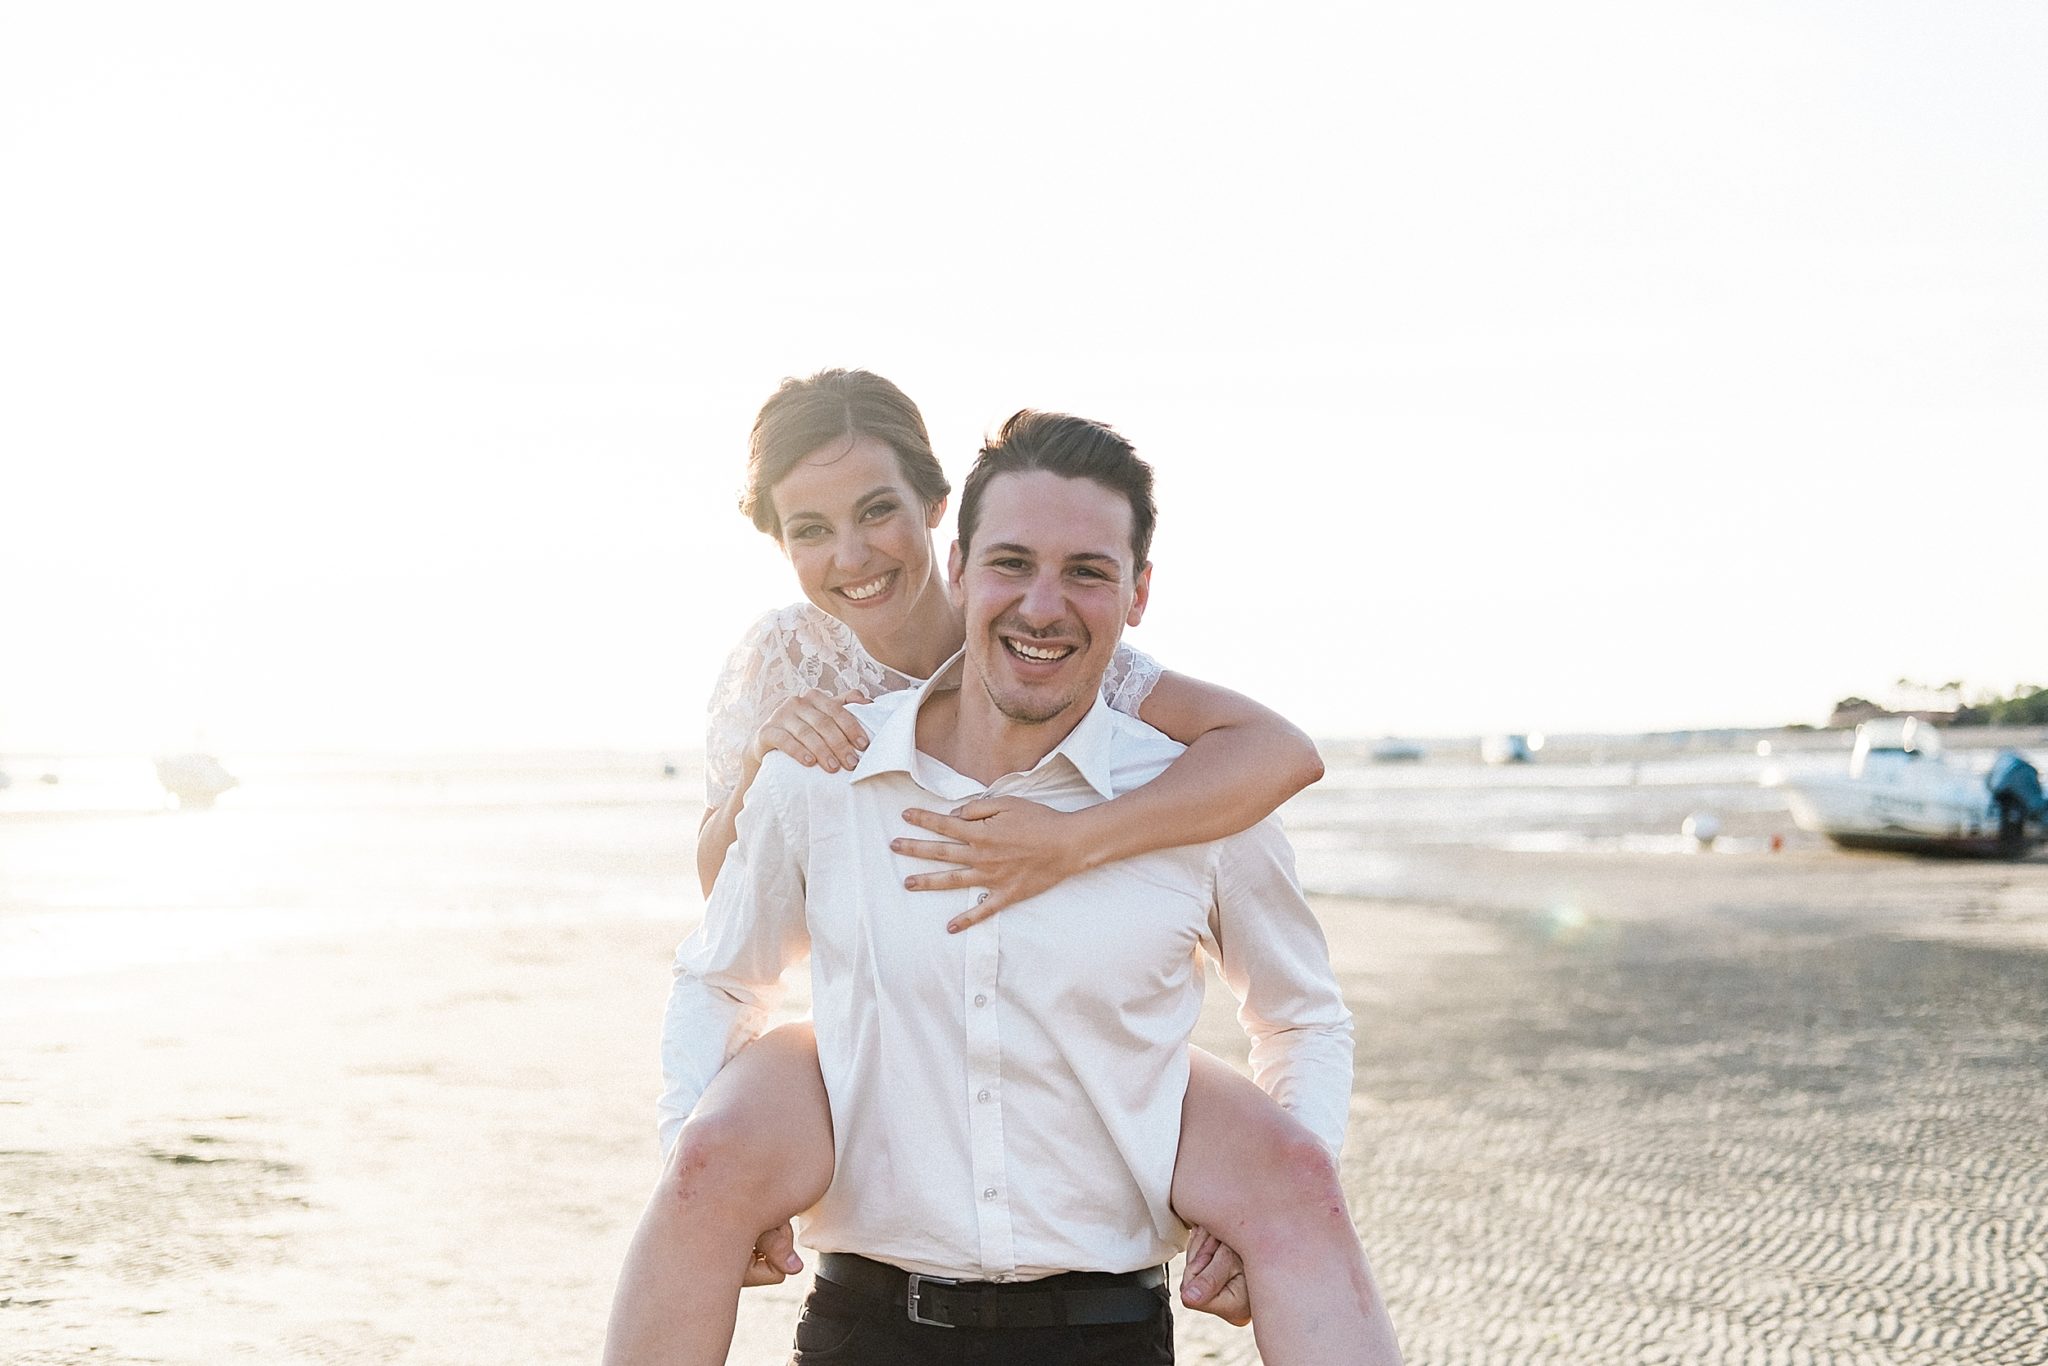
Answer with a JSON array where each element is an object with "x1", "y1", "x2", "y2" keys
[{"x1": 1987, "y1": 752, "x2": 2047, "y2": 857}]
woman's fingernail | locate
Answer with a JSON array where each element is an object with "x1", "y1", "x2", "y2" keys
[{"x1": 946, "y1": 920, "x2": 964, "y2": 934}]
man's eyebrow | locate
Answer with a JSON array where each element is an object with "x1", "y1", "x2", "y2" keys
[
  {"x1": 979, "y1": 543, "x2": 1123, "y2": 571},
  {"x1": 782, "y1": 485, "x2": 898, "y2": 523}
]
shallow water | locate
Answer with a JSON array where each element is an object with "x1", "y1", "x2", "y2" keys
[{"x1": 6, "y1": 739, "x2": 2043, "y2": 978}]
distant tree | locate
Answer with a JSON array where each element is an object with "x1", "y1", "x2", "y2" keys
[
  {"x1": 1826, "y1": 696, "x2": 1889, "y2": 728},
  {"x1": 1830, "y1": 684, "x2": 2042, "y2": 728},
  {"x1": 1952, "y1": 685, "x2": 2047, "y2": 727},
  {"x1": 1990, "y1": 685, "x2": 2048, "y2": 726}
]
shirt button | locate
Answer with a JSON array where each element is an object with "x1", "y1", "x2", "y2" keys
[
  {"x1": 982, "y1": 1188, "x2": 998, "y2": 1201},
  {"x1": 977, "y1": 1089, "x2": 991, "y2": 1103},
  {"x1": 973, "y1": 994, "x2": 988, "y2": 1007}
]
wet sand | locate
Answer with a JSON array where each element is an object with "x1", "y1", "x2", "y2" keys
[{"x1": 5, "y1": 847, "x2": 2046, "y2": 1364}]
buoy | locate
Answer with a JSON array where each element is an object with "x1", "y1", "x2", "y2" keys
[{"x1": 1682, "y1": 813, "x2": 1721, "y2": 848}]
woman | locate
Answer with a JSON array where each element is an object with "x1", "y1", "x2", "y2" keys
[{"x1": 604, "y1": 371, "x2": 1396, "y2": 1365}]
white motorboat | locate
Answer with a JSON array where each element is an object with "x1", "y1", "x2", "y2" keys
[
  {"x1": 1775, "y1": 719, "x2": 2046, "y2": 858},
  {"x1": 1480, "y1": 734, "x2": 1533, "y2": 764},
  {"x1": 155, "y1": 753, "x2": 239, "y2": 809}
]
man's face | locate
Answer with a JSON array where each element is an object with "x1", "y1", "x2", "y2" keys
[{"x1": 948, "y1": 469, "x2": 1151, "y2": 730}]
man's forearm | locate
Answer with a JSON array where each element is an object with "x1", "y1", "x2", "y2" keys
[
  {"x1": 661, "y1": 760, "x2": 808, "y2": 1153},
  {"x1": 1247, "y1": 1020, "x2": 1355, "y2": 1158},
  {"x1": 656, "y1": 973, "x2": 770, "y2": 1155}
]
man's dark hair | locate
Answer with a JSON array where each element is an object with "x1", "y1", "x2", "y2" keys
[{"x1": 957, "y1": 410, "x2": 1156, "y2": 565}]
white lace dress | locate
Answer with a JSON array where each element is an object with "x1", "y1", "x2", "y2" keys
[{"x1": 704, "y1": 602, "x2": 1165, "y2": 806}]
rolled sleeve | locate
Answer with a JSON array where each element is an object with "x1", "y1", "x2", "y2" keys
[
  {"x1": 1202, "y1": 819, "x2": 1355, "y2": 1158},
  {"x1": 657, "y1": 756, "x2": 812, "y2": 1155}
]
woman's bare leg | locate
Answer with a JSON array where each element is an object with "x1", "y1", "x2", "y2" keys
[
  {"x1": 602, "y1": 1022, "x2": 833, "y2": 1366},
  {"x1": 1172, "y1": 1047, "x2": 1403, "y2": 1365}
]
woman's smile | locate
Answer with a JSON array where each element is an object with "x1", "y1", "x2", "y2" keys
[{"x1": 834, "y1": 569, "x2": 899, "y2": 605}]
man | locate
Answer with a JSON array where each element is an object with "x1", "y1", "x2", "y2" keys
[{"x1": 660, "y1": 410, "x2": 1395, "y2": 1364}]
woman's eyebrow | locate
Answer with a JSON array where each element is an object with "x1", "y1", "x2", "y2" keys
[
  {"x1": 782, "y1": 483, "x2": 897, "y2": 520},
  {"x1": 784, "y1": 485, "x2": 898, "y2": 522}
]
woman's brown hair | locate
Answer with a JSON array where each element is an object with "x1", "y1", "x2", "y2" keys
[{"x1": 741, "y1": 369, "x2": 950, "y2": 539}]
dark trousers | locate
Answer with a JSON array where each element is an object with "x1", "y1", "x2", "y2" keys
[{"x1": 790, "y1": 1273, "x2": 1174, "y2": 1365}]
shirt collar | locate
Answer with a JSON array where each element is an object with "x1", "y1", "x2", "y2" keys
[{"x1": 855, "y1": 650, "x2": 1121, "y2": 802}]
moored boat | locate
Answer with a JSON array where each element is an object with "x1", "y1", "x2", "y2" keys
[
  {"x1": 1774, "y1": 719, "x2": 2046, "y2": 858},
  {"x1": 1370, "y1": 737, "x2": 1425, "y2": 764},
  {"x1": 1480, "y1": 734, "x2": 1533, "y2": 765}
]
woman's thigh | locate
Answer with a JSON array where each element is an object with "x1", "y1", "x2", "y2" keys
[
  {"x1": 670, "y1": 1020, "x2": 833, "y2": 1215},
  {"x1": 1170, "y1": 1045, "x2": 1320, "y2": 1232}
]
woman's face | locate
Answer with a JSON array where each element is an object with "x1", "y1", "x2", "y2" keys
[{"x1": 769, "y1": 434, "x2": 946, "y2": 638}]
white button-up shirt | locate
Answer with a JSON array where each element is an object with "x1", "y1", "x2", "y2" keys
[{"x1": 659, "y1": 661, "x2": 1354, "y2": 1281}]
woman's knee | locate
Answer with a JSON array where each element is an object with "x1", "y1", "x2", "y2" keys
[
  {"x1": 1258, "y1": 1124, "x2": 1345, "y2": 1208},
  {"x1": 1241, "y1": 1125, "x2": 1352, "y2": 1252},
  {"x1": 1180, "y1": 1094, "x2": 1346, "y2": 1240},
  {"x1": 660, "y1": 1026, "x2": 834, "y2": 1216},
  {"x1": 661, "y1": 1106, "x2": 783, "y2": 1213}
]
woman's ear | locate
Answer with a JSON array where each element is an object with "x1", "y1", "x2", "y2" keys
[{"x1": 925, "y1": 495, "x2": 948, "y2": 530}]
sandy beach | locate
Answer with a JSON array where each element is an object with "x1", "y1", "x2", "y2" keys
[{"x1": 5, "y1": 759, "x2": 2047, "y2": 1364}]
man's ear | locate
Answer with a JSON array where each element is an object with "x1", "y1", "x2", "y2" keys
[
  {"x1": 947, "y1": 540, "x2": 965, "y2": 606},
  {"x1": 925, "y1": 495, "x2": 948, "y2": 530},
  {"x1": 1126, "y1": 562, "x2": 1151, "y2": 627}
]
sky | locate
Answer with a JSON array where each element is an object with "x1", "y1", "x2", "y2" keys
[{"x1": 2, "y1": 1, "x2": 2042, "y2": 753}]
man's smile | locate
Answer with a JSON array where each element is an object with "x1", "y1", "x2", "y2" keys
[{"x1": 1001, "y1": 634, "x2": 1078, "y2": 664}]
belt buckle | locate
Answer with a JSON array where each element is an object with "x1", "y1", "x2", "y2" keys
[{"x1": 905, "y1": 1272, "x2": 960, "y2": 1328}]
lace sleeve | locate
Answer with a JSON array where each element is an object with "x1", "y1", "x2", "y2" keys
[
  {"x1": 703, "y1": 604, "x2": 894, "y2": 806},
  {"x1": 1101, "y1": 640, "x2": 1164, "y2": 717}
]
